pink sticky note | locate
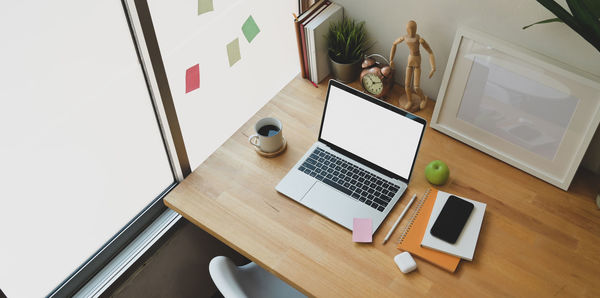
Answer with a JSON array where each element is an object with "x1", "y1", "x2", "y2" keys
[
  {"x1": 352, "y1": 218, "x2": 372, "y2": 243},
  {"x1": 185, "y1": 64, "x2": 200, "y2": 93}
]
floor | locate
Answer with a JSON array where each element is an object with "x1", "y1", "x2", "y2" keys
[{"x1": 108, "y1": 220, "x2": 248, "y2": 298}]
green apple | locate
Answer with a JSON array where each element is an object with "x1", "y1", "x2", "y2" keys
[{"x1": 425, "y1": 160, "x2": 450, "y2": 185}]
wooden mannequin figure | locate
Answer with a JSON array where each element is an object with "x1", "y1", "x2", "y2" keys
[{"x1": 389, "y1": 20, "x2": 436, "y2": 111}]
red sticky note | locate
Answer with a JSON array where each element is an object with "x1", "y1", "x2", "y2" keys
[
  {"x1": 353, "y1": 218, "x2": 372, "y2": 243},
  {"x1": 185, "y1": 64, "x2": 200, "y2": 93}
]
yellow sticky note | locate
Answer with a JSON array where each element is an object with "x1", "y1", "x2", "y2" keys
[
  {"x1": 198, "y1": 0, "x2": 213, "y2": 15},
  {"x1": 227, "y1": 38, "x2": 241, "y2": 67}
]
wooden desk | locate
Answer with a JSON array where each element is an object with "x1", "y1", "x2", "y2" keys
[{"x1": 165, "y1": 76, "x2": 600, "y2": 297}]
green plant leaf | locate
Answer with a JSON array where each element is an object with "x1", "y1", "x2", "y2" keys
[
  {"x1": 536, "y1": 0, "x2": 582, "y2": 31},
  {"x1": 567, "y1": 0, "x2": 600, "y2": 37},
  {"x1": 522, "y1": 18, "x2": 562, "y2": 29},
  {"x1": 535, "y1": 0, "x2": 600, "y2": 52},
  {"x1": 326, "y1": 17, "x2": 371, "y2": 63},
  {"x1": 581, "y1": 0, "x2": 600, "y2": 18}
]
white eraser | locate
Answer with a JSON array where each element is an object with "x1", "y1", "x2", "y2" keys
[{"x1": 394, "y1": 252, "x2": 417, "y2": 274}]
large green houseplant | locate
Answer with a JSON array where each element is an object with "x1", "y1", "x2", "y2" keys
[
  {"x1": 523, "y1": 0, "x2": 600, "y2": 52},
  {"x1": 327, "y1": 17, "x2": 371, "y2": 82}
]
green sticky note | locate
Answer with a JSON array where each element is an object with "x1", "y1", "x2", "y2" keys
[
  {"x1": 198, "y1": 0, "x2": 214, "y2": 15},
  {"x1": 227, "y1": 38, "x2": 241, "y2": 67},
  {"x1": 242, "y1": 15, "x2": 260, "y2": 43}
]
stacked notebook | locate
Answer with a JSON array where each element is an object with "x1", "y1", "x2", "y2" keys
[
  {"x1": 293, "y1": 1, "x2": 343, "y2": 84},
  {"x1": 397, "y1": 188, "x2": 486, "y2": 272}
]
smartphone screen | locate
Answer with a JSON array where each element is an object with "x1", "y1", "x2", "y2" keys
[{"x1": 430, "y1": 195, "x2": 474, "y2": 244}]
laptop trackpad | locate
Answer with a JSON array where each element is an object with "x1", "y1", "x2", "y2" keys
[{"x1": 303, "y1": 182, "x2": 365, "y2": 230}]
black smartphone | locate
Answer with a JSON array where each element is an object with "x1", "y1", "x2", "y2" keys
[{"x1": 430, "y1": 195, "x2": 474, "y2": 244}]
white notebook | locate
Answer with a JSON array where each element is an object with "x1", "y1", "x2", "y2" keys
[
  {"x1": 305, "y1": 3, "x2": 343, "y2": 83},
  {"x1": 420, "y1": 190, "x2": 486, "y2": 261}
]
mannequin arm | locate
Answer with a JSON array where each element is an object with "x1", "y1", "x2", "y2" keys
[
  {"x1": 420, "y1": 38, "x2": 436, "y2": 78},
  {"x1": 389, "y1": 36, "x2": 405, "y2": 69}
]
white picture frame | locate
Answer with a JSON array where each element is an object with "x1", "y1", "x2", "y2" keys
[{"x1": 431, "y1": 27, "x2": 600, "y2": 190}]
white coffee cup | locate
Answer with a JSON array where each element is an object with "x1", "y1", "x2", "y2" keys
[{"x1": 248, "y1": 117, "x2": 284, "y2": 153}]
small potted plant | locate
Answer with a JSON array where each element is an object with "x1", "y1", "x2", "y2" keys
[{"x1": 327, "y1": 17, "x2": 371, "y2": 83}]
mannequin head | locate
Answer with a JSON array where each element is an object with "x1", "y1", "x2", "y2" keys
[{"x1": 406, "y1": 20, "x2": 417, "y2": 37}]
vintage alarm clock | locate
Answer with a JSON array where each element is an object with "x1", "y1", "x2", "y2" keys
[{"x1": 360, "y1": 54, "x2": 393, "y2": 99}]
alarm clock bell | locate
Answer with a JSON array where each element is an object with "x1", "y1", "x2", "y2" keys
[{"x1": 359, "y1": 54, "x2": 393, "y2": 99}]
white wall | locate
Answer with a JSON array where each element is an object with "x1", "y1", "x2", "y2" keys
[
  {"x1": 147, "y1": 0, "x2": 299, "y2": 170},
  {"x1": 335, "y1": 0, "x2": 600, "y2": 172}
]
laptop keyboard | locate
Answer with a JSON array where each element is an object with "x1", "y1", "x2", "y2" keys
[{"x1": 298, "y1": 147, "x2": 400, "y2": 212}]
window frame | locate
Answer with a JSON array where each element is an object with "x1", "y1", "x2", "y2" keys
[{"x1": 47, "y1": 0, "x2": 190, "y2": 296}]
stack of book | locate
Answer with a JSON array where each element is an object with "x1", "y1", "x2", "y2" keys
[
  {"x1": 293, "y1": 1, "x2": 343, "y2": 85},
  {"x1": 397, "y1": 188, "x2": 486, "y2": 272}
]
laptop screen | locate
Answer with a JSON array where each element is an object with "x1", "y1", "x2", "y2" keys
[{"x1": 319, "y1": 82, "x2": 426, "y2": 181}]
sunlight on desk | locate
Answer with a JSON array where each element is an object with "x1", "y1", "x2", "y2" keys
[{"x1": 164, "y1": 76, "x2": 600, "y2": 297}]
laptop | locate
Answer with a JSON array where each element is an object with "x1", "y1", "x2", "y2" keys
[{"x1": 276, "y1": 80, "x2": 427, "y2": 232}]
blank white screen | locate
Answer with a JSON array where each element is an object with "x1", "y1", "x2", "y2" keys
[{"x1": 320, "y1": 86, "x2": 424, "y2": 179}]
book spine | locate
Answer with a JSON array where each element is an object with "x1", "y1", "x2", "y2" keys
[
  {"x1": 309, "y1": 27, "x2": 317, "y2": 83},
  {"x1": 294, "y1": 19, "x2": 307, "y2": 78},
  {"x1": 300, "y1": 1, "x2": 330, "y2": 83},
  {"x1": 300, "y1": 23, "x2": 310, "y2": 81}
]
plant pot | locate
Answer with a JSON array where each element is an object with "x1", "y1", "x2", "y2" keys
[{"x1": 329, "y1": 56, "x2": 362, "y2": 83}]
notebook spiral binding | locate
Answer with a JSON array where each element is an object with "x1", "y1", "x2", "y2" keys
[{"x1": 397, "y1": 188, "x2": 431, "y2": 244}]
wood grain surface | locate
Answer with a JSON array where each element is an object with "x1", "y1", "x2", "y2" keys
[{"x1": 164, "y1": 75, "x2": 600, "y2": 297}]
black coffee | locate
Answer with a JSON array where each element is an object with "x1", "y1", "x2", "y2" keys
[{"x1": 258, "y1": 124, "x2": 280, "y2": 137}]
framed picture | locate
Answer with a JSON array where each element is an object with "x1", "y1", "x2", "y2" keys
[{"x1": 432, "y1": 27, "x2": 600, "y2": 190}]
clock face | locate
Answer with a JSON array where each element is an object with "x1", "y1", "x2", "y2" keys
[{"x1": 362, "y1": 73, "x2": 383, "y2": 95}]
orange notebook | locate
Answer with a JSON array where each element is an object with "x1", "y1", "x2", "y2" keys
[{"x1": 397, "y1": 188, "x2": 460, "y2": 272}]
